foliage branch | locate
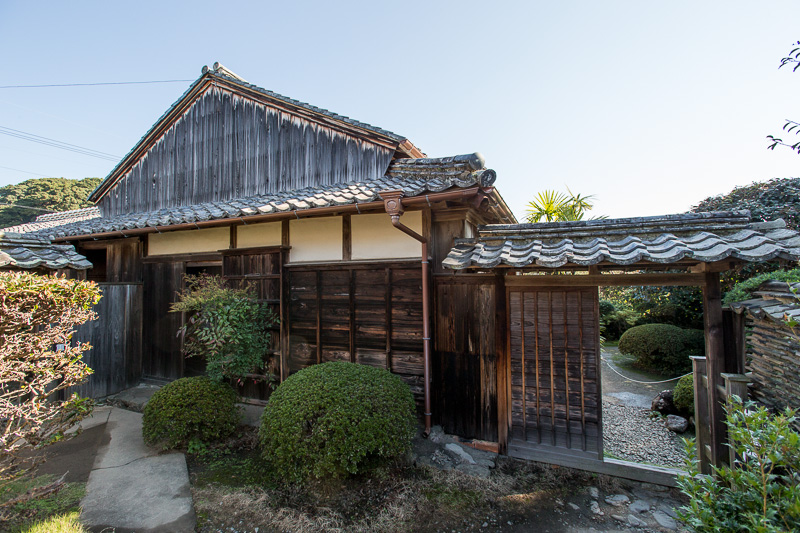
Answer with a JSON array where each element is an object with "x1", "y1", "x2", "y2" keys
[
  {"x1": 679, "y1": 397, "x2": 800, "y2": 532},
  {"x1": 767, "y1": 41, "x2": 800, "y2": 154},
  {"x1": 171, "y1": 274, "x2": 277, "y2": 383},
  {"x1": 0, "y1": 272, "x2": 100, "y2": 481}
]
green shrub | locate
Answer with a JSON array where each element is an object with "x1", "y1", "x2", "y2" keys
[
  {"x1": 618, "y1": 324, "x2": 704, "y2": 374},
  {"x1": 723, "y1": 267, "x2": 800, "y2": 304},
  {"x1": 678, "y1": 397, "x2": 800, "y2": 532},
  {"x1": 142, "y1": 377, "x2": 239, "y2": 450},
  {"x1": 673, "y1": 374, "x2": 694, "y2": 414},
  {"x1": 259, "y1": 361, "x2": 416, "y2": 481},
  {"x1": 170, "y1": 274, "x2": 278, "y2": 383}
]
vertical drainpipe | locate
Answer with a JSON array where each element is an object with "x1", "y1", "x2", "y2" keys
[{"x1": 380, "y1": 190, "x2": 432, "y2": 437}]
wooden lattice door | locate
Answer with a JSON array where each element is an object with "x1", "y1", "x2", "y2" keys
[{"x1": 507, "y1": 286, "x2": 603, "y2": 464}]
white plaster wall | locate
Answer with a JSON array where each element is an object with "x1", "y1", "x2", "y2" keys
[
  {"x1": 351, "y1": 211, "x2": 422, "y2": 260},
  {"x1": 289, "y1": 217, "x2": 342, "y2": 263},
  {"x1": 236, "y1": 222, "x2": 282, "y2": 248},
  {"x1": 147, "y1": 227, "x2": 230, "y2": 255}
]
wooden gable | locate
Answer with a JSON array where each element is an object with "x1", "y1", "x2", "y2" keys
[{"x1": 91, "y1": 66, "x2": 422, "y2": 217}]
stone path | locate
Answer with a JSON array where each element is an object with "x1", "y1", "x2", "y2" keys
[{"x1": 79, "y1": 407, "x2": 195, "y2": 532}]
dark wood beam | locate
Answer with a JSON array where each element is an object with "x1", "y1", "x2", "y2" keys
[{"x1": 504, "y1": 272, "x2": 705, "y2": 287}]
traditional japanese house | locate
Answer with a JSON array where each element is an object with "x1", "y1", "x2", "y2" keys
[
  {"x1": 3, "y1": 63, "x2": 514, "y2": 438},
  {"x1": 9, "y1": 63, "x2": 800, "y2": 483}
]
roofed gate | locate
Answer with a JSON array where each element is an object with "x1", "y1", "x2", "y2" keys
[{"x1": 443, "y1": 211, "x2": 800, "y2": 480}]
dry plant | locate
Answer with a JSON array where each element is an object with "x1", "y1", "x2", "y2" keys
[{"x1": 0, "y1": 272, "x2": 100, "y2": 482}]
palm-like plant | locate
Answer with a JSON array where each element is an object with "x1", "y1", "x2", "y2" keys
[{"x1": 525, "y1": 188, "x2": 603, "y2": 223}]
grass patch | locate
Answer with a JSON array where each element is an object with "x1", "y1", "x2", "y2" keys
[
  {"x1": 0, "y1": 475, "x2": 86, "y2": 533},
  {"x1": 16, "y1": 511, "x2": 86, "y2": 533}
]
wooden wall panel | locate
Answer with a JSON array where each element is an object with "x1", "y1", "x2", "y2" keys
[
  {"x1": 142, "y1": 261, "x2": 185, "y2": 380},
  {"x1": 433, "y1": 277, "x2": 499, "y2": 442},
  {"x1": 287, "y1": 263, "x2": 425, "y2": 405},
  {"x1": 71, "y1": 283, "x2": 143, "y2": 398},
  {"x1": 99, "y1": 86, "x2": 394, "y2": 216}
]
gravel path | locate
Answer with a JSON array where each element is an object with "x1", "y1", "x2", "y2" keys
[
  {"x1": 600, "y1": 348, "x2": 690, "y2": 469},
  {"x1": 601, "y1": 401, "x2": 688, "y2": 468}
]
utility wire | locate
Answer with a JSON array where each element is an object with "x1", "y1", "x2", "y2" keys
[
  {"x1": 0, "y1": 203, "x2": 56, "y2": 213},
  {"x1": 0, "y1": 165, "x2": 53, "y2": 178},
  {"x1": 0, "y1": 126, "x2": 120, "y2": 162},
  {"x1": 0, "y1": 79, "x2": 192, "y2": 89}
]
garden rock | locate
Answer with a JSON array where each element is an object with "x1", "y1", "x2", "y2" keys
[
  {"x1": 629, "y1": 499, "x2": 651, "y2": 514},
  {"x1": 604, "y1": 494, "x2": 630, "y2": 507},
  {"x1": 589, "y1": 501, "x2": 603, "y2": 515},
  {"x1": 627, "y1": 514, "x2": 647, "y2": 527},
  {"x1": 665, "y1": 414, "x2": 689, "y2": 433},
  {"x1": 445, "y1": 443, "x2": 476, "y2": 464},
  {"x1": 651, "y1": 390, "x2": 677, "y2": 415},
  {"x1": 588, "y1": 486, "x2": 600, "y2": 499},
  {"x1": 653, "y1": 510, "x2": 678, "y2": 530}
]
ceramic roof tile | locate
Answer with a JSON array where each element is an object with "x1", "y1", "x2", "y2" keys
[
  {"x1": 0, "y1": 233, "x2": 92, "y2": 270},
  {"x1": 444, "y1": 212, "x2": 800, "y2": 270}
]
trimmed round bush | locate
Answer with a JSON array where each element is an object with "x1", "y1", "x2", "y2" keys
[
  {"x1": 618, "y1": 324, "x2": 704, "y2": 374},
  {"x1": 259, "y1": 361, "x2": 416, "y2": 481},
  {"x1": 673, "y1": 373, "x2": 694, "y2": 414},
  {"x1": 142, "y1": 377, "x2": 240, "y2": 450}
]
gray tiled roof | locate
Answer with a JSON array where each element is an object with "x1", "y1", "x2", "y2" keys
[
  {"x1": 2, "y1": 206, "x2": 102, "y2": 234},
  {"x1": 443, "y1": 212, "x2": 800, "y2": 270},
  {"x1": 729, "y1": 281, "x2": 800, "y2": 323},
  {"x1": 0, "y1": 233, "x2": 92, "y2": 270},
  {"x1": 22, "y1": 154, "x2": 496, "y2": 239}
]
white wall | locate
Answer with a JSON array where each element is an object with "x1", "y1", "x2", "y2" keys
[
  {"x1": 147, "y1": 227, "x2": 230, "y2": 255},
  {"x1": 351, "y1": 211, "x2": 422, "y2": 260},
  {"x1": 237, "y1": 221, "x2": 282, "y2": 248},
  {"x1": 289, "y1": 217, "x2": 342, "y2": 262}
]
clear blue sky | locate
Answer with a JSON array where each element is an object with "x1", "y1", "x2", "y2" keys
[{"x1": 0, "y1": 1, "x2": 797, "y2": 220}]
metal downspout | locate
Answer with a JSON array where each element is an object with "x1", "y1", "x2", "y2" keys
[{"x1": 379, "y1": 190, "x2": 432, "y2": 437}]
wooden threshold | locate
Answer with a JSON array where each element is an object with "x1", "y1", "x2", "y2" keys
[{"x1": 507, "y1": 442, "x2": 680, "y2": 487}]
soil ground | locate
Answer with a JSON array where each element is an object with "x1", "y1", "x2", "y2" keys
[{"x1": 189, "y1": 427, "x2": 689, "y2": 533}]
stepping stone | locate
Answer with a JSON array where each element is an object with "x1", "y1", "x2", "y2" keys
[{"x1": 80, "y1": 408, "x2": 195, "y2": 533}]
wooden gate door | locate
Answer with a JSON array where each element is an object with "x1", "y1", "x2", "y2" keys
[{"x1": 507, "y1": 286, "x2": 603, "y2": 466}]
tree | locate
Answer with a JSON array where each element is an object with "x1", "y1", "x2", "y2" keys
[
  {"x1": 0, "y1": 272, "x2": 100, "y2": 480},
  {"x1": 0, "y1": 177, "x2": 100, "y2": 229},
  {"x1": 524, "y1": 189, "x2": 604, "y2": 223},
  {"x1": 766, "y1": 40, "x2": 800, "y2": 154}
]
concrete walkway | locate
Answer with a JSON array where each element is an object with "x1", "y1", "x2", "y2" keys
[{"x1": 73, "y1": 405, "x2": 195, "y2": 533}]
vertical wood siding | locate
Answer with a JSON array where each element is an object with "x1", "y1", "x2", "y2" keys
[
  {"x1": 433, "y1": 277, "x2": 501, "y2": 442},
  {"x1": 507, "y1": 287, "x2": 602, "y2": 460},
  {"x1": 142, "y1": 262, "x2": 185, "y2": 380},
  {"x1": 100, "y1": 86, "x2": 394, "y2": 216},
  {"x1": 286, "y1": 263, "x2": 425, "y2": 406},
  {"x1": 71, "y1": 283, "x2": 143, "y2": 398}
]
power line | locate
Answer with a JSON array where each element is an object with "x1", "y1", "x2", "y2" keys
[
  {"x1": 0, "y1": 126, "x2": 120, "y2": 162},
  {"x1": 0, "y1": 79, "x2": 193, "y2": 89},
  {"x1": 0, "y1": 165, "x2": 53, "y2": 178},
  {"x1": 0, "y1": 203, "x2": 55, "y2": 213}
]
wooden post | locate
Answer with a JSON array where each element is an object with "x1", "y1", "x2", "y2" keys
[
  {"x1": 722, "y1": 373, "x2": 749, "y2": 466},
  {"x1": 703, "y1": 272, "x2": 727, "y2": 469},
  {"x1": 691, "y1": 356, "x2": 711, "y2": 475},
  {"x1": 722, "y1": 308, "x2": 746, "y2": 374}
]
